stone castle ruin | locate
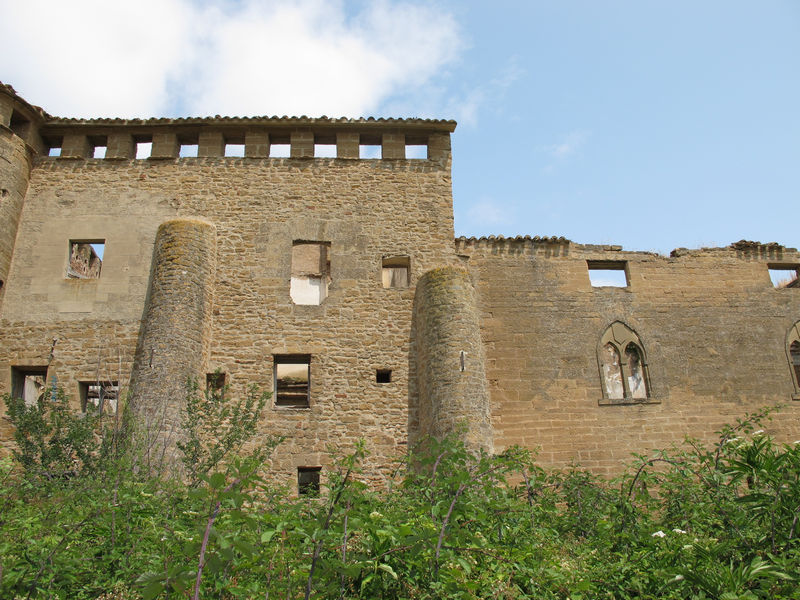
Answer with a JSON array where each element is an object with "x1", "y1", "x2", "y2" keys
[{"x1": 1, "y1": 82, "x2": 799, "y2": 489}]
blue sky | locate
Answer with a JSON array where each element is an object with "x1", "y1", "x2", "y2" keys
[{"x1": 2, "y1": 1, "x2": 797, "y2": 254}]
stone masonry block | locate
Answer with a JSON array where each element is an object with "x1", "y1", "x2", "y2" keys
[
  {"x1": 245, "y1": 131, "x2": 269, "y2": 157},
  {"x1": 290, "y1": 131, "x2": 314, "y2": 158},
  {"x1": 336, "y1": 132, "x2": 359, "y2": 159},
  {"x1": 150, "y1": 133, "x2": 178, "y2": 159},
  {"x1": 198, "y1": 131, "x2": 224, "y2": 158},
  {"x1": 428, "y1": 132, "x2": 451, "y2": 163},
  {"x1": 0, "y1": 95, "x2": 13, "y2": 128},
  {"x1": 106, "y1": 133, "x2": 135, "y2": 159},
  {"x1": 382, "y1": 133, "x2": 405, "y2": 159},
  {"x1": 60, "y1": 134, "x2": 91, "y2": 159}
]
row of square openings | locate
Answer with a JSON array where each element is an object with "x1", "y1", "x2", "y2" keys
[
  {"x1": 10, "y1": 368, "x2": 118, "y2": 413},
  {"x1": 587, "y1": 261, "x2": 799, "y2": 289},
  {"x1": 206, "y1": 358, "x2": 393, "y2": 410},
  {"x1": 290, "y1": 242, "x2": 409, "y2": 305},
  {"x1": 44, "y1": 136, "x2": 429, "y2": 160}
]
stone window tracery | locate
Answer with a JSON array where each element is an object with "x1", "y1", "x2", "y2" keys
[
  {"x1": 787, "y1": 321, "x2": 800, "y2": 398},
  {"x1": 598, "y1": 321, "x2": 651, "y2": 403}
]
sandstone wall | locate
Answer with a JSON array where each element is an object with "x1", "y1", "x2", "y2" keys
[
  {"x1": 0, "y1": 145, "x2": 458, "y2": 484},
  {"x1": 457, "y1": 237, "x2": 800, "y2": 476}
]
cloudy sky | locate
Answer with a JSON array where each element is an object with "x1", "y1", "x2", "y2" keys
[{"x1": 1, "y1": 0, "x2": 798, "y2": 254}]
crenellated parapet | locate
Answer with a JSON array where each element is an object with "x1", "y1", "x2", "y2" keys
[{"x1": 36, "y1": 114, "x2": 455, "y2": 165}]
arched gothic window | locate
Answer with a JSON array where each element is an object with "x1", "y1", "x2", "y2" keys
[
  {"x1": 787, "y1": 321, "x2": 800, "y2": 397},
  {"x1": 598, "y1": 322, "x2": 650, "y2": 402}
]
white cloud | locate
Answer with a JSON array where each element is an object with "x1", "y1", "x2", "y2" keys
[
  {"x1": 446, "y1": 57, "x2": 524, "y2": 127},
  {"x1": 0, "y1": 0, "x2": 461, "y2": 119},
  {"x1": 542, "y1": 130, "x2": 590, "y2": 159}
]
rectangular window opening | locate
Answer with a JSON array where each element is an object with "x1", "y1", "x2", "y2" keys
[
  {"x1": 376, "y1": 369, "x2": 392, "y2": 384},
  {"x1": 89, "y1": 136, "x2": 108, "y2": 159},
  {"x1": 11, "y1": 366, "x2": 47, "y2": 406},
  {"x1": 269, "y1": 143, "x2": 291, "y2": 158},
  {"x1": 298, "y1": 466, "x2": 321, "y2": 496},
  {"x1": 206, "y1": 371, "x2": 227, "y2": 395},
  {"x1": 768, "y1": 265, "x2": 799, "y2": 289},
  {"x1": 275, "y1": 355, "x2": 310, "y2": 408},
  {"x1": 291, "y1": 242, "x2": 330, "y2": 305},
  {"x1": 588, "y1": 261, "x2": 629, "y2": 288},
  {"x1": 314, "y1": 144, "x2": 337, "y2": 158},
  {"x1": 224, "y1": 143, "x2": 245, "y2": 157},
  {"x1": 179, "y1": 143, "x2": 198, "y2": 158},
  {"x1": 405, "y1": 144, "x2": 428, "y2": 159},
  {"x1": 67, "y1": 240, "x2": 104, "y2": 279},
  {"x1": 359, "y1": 144, "x2": 382, "y2": 159},
  {"x1": 79, "y1": 381, "x2": 119, "y2": 413},
  {"x1": 382, "y1": 255, "x2": 410, "y2": 288},
  {"x1": 45, "y1": 137, "x2": 62, "y2": 157},
  {"x1": 135, "y1": 139, "x2": 152, "y2": 159},
  {"x1": 9, "y1": 111, "x2": 30, "y2": 138}
]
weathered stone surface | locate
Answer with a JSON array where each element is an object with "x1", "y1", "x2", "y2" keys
[{"x1": 0, "y1": 81, "x2": 798, "y2": 488}]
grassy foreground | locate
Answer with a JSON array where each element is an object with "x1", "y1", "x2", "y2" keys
[{"x1": 1, "y1": 387, "x2": 798, "y2": 599}]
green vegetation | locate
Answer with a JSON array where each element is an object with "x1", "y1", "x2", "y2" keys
[{"x1": 1, "y1": 385, "x2": 798, "y2": 599}]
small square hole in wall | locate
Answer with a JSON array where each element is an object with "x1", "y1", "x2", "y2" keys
[
  {"x1": 90, "y1": 136, "x2": 107, "y2": 159},
  {"x1": 67, "y1": 241, "x2": 104, "y2": 279},
  {"x1": 179, "y1": 143, "x2": 198, "y2": 157},
  {"x1": 382, "y1": 256, "x2": 410, "y2": 288},
  {"x1": 768, "y1": 265, "x2": 799, "y2": 288},
  {"x1": 405, "y1": 144, "x2": 428, "y2": 159},
  {"x1": 135, "y1": 140, "x2": 152, "y2": 159},
  {"x1": 270, "y1": 143, "x2": 291, "y2": 158},
  {"x1": 206, "y1": 371, "x2": 227, "y2": 396},
  {"x1": 588, "y1": 261, "x2": 629, "y2": 287},
  {"x1": 224, "y1": 143, "x2": 245, "y2": 157},
  {"x1": 79, "y1": 381, "x2": 119, "y2": 413},
  {"x1": 298, "y1": 467, "x2": 321, "y2": 496},
  {"x1": 45, "y1": 137, "x2": 62, "y2": 157},
  {"x1": 11, "y1": 366, "x2": 47, "y2": 406},
  {"x1": 359, "y1": 143, "x2": 382, "y2": 159},
  {"x1": 315, "y1": 143, "x2": 337, "y2": 158},
  {"x1": 376, "y1": 369, "x2": 392, "y2": 383}
]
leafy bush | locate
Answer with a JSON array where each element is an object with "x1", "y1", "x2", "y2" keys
[{"x1": 1, "y1": 395, "x2": 798, "y2": 599}]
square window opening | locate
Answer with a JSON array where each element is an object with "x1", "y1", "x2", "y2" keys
[
  {"x1": 10, "y1": 111, "x2": 30, "y2": 138},
  {"x1": 314, "y1": 143, "x2": 337, "y2": 158},
  {"x1": 291, "y1": 242, "x2": 330, "y2": 305},
  {"x1": 224, "y1": 143, "x2": 245, "y2": 157},
  {"x1": 405, "y1": 144, "x2": 428, "y2": 159},
  {"x1": 79, "y1": 381, "x2": 119, "y2": 413},
  {"x1": 298, "y1": 466, "x2": 321, "y2": 496},
  {"x1": 376, "y1": 369, "x2": 392, "y2": 384},
  {"x1": 768, "y1": 265, "x2": 799, "y2": 288},
  {"x1": 11, "y1": 366, "x2": 47, "y2": 406},
  {"x1": 89, "y1": 136, "x2": 108, "y2": 159},
  {"x1": 206, "y1": 371, "x2": 227, "y2": 396},
  {"x1": 359, "y1": 144, "x2": 382, "y2": 159},
  {"x1": 382, "y1": 256, "x2": 410, "y2": 288},
  {"x1": 588, "y1": 261, "x2": 629, "y2": 288},
  {"x1": 45, "y1": 137, "x2": 62, "y2": 157},
  {"x1": 135, "y1": 140, "x2": 152, "y2": 159},
  {"x1": 67, "y1": 240, "x2": 104, "y2": 279},
  {"x1": 275, "y1": 356, "x2": 310, "y2": 407},
  {"x1": 179, "y1": 143, "x2": 198, "y2": 158},
  {"x1": 270, "y1": 143, "x2": 291, "y2": 158}
]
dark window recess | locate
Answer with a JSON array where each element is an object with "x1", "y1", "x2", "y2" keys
[
  {"x1": 67, "y1": 241, "x2": 104, "y2": 279},
  {"x1": 376, "y1": 369, "x2": 392, "y2": 383},
  {"x1": 79, "y1": 381, "x2": 119, "y2": 413},
  {"x1": 275, "y1": 356, "x2": 310, "y2": 407},
  {"x1": 790, "y1": 341, "x2": 800, "y2": 386},
  {"x1": 382, "y1": 256, "x2": 410, "y2": 288},
  {"x1": 298, "y1": 467, "x2": 321, "y2": 496},
  {"x1": 206, "y1": 372, "x2": 227, "y2": 395},
  {"x1": 588, "y1": 261, "x2": 629, "y2": 288},
  {"x1": 11, "y1": 366, "x2": 48, "y2": 406}
]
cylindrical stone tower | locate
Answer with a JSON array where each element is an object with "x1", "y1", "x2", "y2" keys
[
  {"x1": 129, "y1": 218, "x2": 217, "y2": 457},
  {"x1": 0, "y1": 106, "x2": 34, "y2": 311},
  {"x1": 414, "y1": 266, "x2": 493, "y2": 453}
]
